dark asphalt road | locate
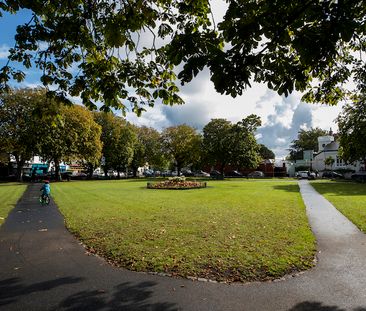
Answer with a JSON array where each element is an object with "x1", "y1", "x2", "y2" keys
[{"x1": 1, "y1": 181, "x2": 366, "y2": 310}]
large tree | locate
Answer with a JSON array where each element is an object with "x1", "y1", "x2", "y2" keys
[
  {"x1": 161, "y1": 124, "x2": 201, "y2": 176},
  {"x1": 0, "y1": 88, "x2": 45, "y2": 181},
  {"x1": 94, "y1": 112, "x2": 136, "y2": 177},
  {"x1": 37, "y1": 104, "x2": 102, "y2": 180},
  {"x1": 130, "y1": 126, "x2": 165, "y2": 177},
  {"x1": 202, "y1": 118, "x2": 233, "y2": 175},
  {"x1": 109, "y1": 122, "x2": 136, "y2": 178},
  {"x1": 337, "y1": 100, "x2": 366, "y2": 166},
  {"x1": 259, "y1": 144, "x2": 275, "y2": 160},
  {"x1": 288, "y1": 127, "x2": 328, "y2": 160},
  {"x1": 62, "y1": 105, "x2": 103, "y2": 178},
  {"x1": 94, "y1": 111, "x2": 120, "y2": 176},
  {"x1": 202, "y1": 115, "x2": 261, "y2": 175},
  {"x1": 1, "y1": 1, "x2": 366, "y2": 113},
  {"x1": 169, "y1": 0, "x2": 366, "y2": 106}
]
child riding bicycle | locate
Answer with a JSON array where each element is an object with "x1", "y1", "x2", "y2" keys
[{"x1": 40, "y1": 180, "x2": 51, "y2": 204}]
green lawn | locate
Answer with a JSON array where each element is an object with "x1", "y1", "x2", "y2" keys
[
  {"x1": 311, "y1": 180, "x2": 366, "y2": 231},
  {"x1": 52, "y1": 179, "x2": 315, "y2": 282},
  {"x1": 0, "y1": 183, "x2": 27, "y2": 225}
]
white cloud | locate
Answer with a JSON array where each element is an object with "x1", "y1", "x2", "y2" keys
[
  {"x1": 18, "y1": 81, "x2": 44, "y2": 89},
  {"x1": 125, "y1": 72, "x2": 342, "y2": 158},
  {"x1": 0, "y1": 44, "x2": 10, "y2": 59},
  {"x1": 125, "y1": 104, "x2": 170, "y2": 131}
]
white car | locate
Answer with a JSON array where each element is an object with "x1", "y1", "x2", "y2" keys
[
  {"x1": 194, "y1": 170, "x2": 210, "y2": 177},
  {"x1": 296, "y1": 171, "x2": 316, "y2": 179},
  {"x1": 296, "y1": 171, "x2": 309, "y2": 179}
]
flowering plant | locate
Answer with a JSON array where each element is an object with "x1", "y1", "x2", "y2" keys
[{"x1": 147, "y1": 178, "x2": 206, "y2": 190}]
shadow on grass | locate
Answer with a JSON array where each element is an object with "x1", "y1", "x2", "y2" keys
[
  {"x1": 0, "y1": 276, "x2": 83, "y2": 307},
  {"x1": 311, "y1": 182, "x2": 366, "y2": 197},
  {"x1": 59, "y1": 281, "x2": 177, "y2": 311},
  {"x1": 272, "y1": 184, "x2": 300, "y2": 193},
  {"x1": 288, "y1": 301, "x2": 366, "y2": 311}
]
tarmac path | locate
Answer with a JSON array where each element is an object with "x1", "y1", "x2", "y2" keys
[{"x1": 1, "y1": 181, "x2": 366, "y2": 310}]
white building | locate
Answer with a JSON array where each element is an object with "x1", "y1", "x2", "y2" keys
[
  {"x1": 286, "y1": 131, "x2": 363, "y2": 177},
  {"x1": 312, "y1": 135, "x2": 362, "y2": 173}
]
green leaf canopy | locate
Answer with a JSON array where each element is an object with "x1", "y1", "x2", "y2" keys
[{"x1": 1, "y1": 1, "x2": 366, "y2": 114}]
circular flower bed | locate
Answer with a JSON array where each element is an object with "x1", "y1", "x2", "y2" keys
[{"x1": 147, "y1": 176, "x2": 207, "y2": 190}]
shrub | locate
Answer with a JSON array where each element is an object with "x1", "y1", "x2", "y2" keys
[{"x1": 147, "y1": 178, "x2": 206, "y2": 190}]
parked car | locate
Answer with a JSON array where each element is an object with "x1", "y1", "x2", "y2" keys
[
  {"x1": 226, "y1": 170, "x2": 243, "y2": 177},
  {"x1": 296, "y1": 171, "x2": 309, "y2": 179},
  {"x1": 194, "y1": 170, "x2": 210, "y2": 177},
  {"x1": 322, "y1": 171, "x2": 344, "y2": 179},
  {"x1": 62, "y1": 171, "x2": 73, "y2": 180},
  {"x1": 210, "y1": 170, "x2": 223, "y2": 178},
  {"x1": 144, "y1": 169, "x2": 155, "y2": 177},
  {"x1": 161, "y1": 170, "x2": 172, "y2": 177},
  {"x1": 351, "y1": 172, "x2": 366, "y2": 182},
  {"x1": 181, "y1": 169, "x2": 194, "y2": 176},
  {"x1": 247, "y1": 171, "x2": 264, "y2": 178},
  {"x1": 296, "y1": 171, "x2": 317, "y2": 180}
]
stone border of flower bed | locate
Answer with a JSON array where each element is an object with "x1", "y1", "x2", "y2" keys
[{"x1": 147, "y1": 177, "x2": 207, "y2": 190}]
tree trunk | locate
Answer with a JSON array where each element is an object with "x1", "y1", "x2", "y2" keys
[
  {"x1": 54, "y1": 159, "x2": 61, "y2": 181},
  {"x1": 220, "y1": 163, "x2": 225, "y2": 178},
  {"x1": 16, "y1": 162, "x2": 23, "y2": 182},
  {"x1": 132, "y1": 167, "x2": 138, "y2": 178},
  {"x1": 177, "y1": 164, "x2": 181, "y2": 177},
  {"x1": 87, "y1": 163, "x2": 94, "y2": 179},
  {"x1": 14, "y1": 154, "x2": 24, "y2": 182}
]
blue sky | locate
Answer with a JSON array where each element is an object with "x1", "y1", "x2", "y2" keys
[
  {"x1": 0, "y1": 9, "x2": 42, "y2": 85},
  {"x1": 1, "y1": 10, "x2": 32, "y2": 60},
  {"x1": 0, "y1": 6, "x2": 344, "y2": 159}
]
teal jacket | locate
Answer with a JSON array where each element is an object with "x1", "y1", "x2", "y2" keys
[{"x1": 40, "y1": 183, "x2": 51, "y2": 195}]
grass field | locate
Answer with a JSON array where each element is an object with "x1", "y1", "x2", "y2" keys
[
  {"x1": 311, "y1": 180, "x2": 366, "y2": 231},
  {"x1": 0, "y1": 183, "x2": 27, "y2": 226},
  {"x1": 52, "y1": 179, "x2": 315, "y2": 282}
]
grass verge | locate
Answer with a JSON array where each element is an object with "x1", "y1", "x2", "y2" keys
[
  {"x1": 0, "y1": 183, "x2": 27, "y2": 226},
  {"x1": 311, "y1": 180, "x2": 366, "y2": 231},
  {"x1": 52, "y1": 179, "x2": 315, "y2": 282}
]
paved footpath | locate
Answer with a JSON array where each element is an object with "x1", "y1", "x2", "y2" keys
[{"x1": 1, "y1": 181, "x2": 366, "y2": 311}]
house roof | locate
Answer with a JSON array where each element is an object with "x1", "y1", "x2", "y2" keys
[
  {"x1": 315, "y1": 141, "x2": 339, "y2": 156},
  {"x1": 323, "y1": 141, "x2": 339, "y2": 151}
]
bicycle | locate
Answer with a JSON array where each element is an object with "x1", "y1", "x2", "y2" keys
[{"x1": 39, "y1": 194, "x2": 50, "y2": 205}]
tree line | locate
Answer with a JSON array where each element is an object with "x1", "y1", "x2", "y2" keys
[{"x1": 0, "y1": 88, "x2": 274, "y2": 181}]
